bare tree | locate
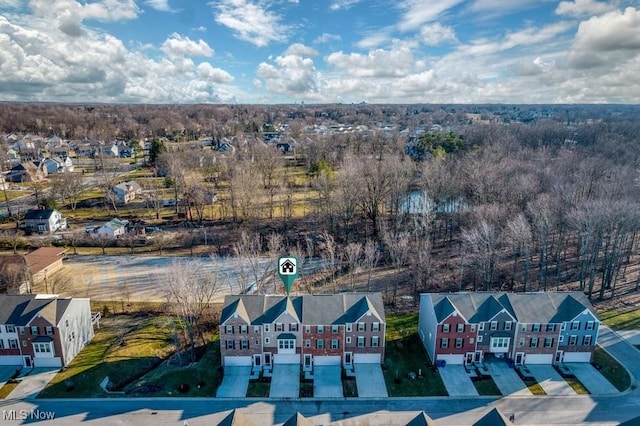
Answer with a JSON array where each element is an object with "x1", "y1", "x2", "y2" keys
[
  {"x1": 362, "y1": 239, "x2": 379, "y2": 292},
  {"x1": 343, "y1": 242, "x2": 362, "y2": 291},
  {"x1": 318, "y1": 232, "x2": 338, "y2": 292},
  {"x1": 505, "y1": 214, "x2": 533, "y2": 292},
  {"x1": 381, "y1": 227, "x2": 411, "y2": 305},
  {"x1": 463, "y1": 219, "x2": 501, "y2": 292},
  {"x1": 232, "y1": 231, "x2": 276, "y2": 294},
  {"x1": 50, "y1": 173, "x2": 85, "y2": 211}
]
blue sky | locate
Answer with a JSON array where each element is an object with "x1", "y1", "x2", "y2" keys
[{"x1": 0, "y1": 0, "x2": 638, "y2": 104}]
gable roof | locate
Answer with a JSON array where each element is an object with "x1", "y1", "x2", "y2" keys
[
  {"x1": 24, "y1": 247, "x2": 67, "y2": 275},
  {"x1": 472, "y1": 408, "x2": 513, "y2": 426},
  {"x1": 0, "y1": 294, "x2": 72, "y2": 326},
  {"x1": 217, "y1": 409, "x2": 255, "y2": 426},
  {"x1": 113, "y1": 180, "x2": 141, "y2": 193},
  {"x1": 221, "y1": 293, "x2": 385, "y2": 326},
  {"x1": 282, "y1": 412, "x2": 313, "y2": 426},
  {"x1": 406, "y1": 412, "x2": 437, "y2": 426},
  {"x1": 24, "y1": 209, "x2": 57, "y2": 221}
]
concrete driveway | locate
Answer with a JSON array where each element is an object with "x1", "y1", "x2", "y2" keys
[
  {"x1": 270, "y1": 364, "x2": 300, "y2": 398},
  {"x1": 354, "y1": 363, "x2": 388, "y2": 397},
  {"x1": 566, "y1": 363, "x2": 619, "y2": 395},
  {"x1": 484, "y1": 361, "x2": 532, "y2": 396},
  {"x1": 314, "y1": 366, "x2": 343, "y2": 398},
  {"x1": 216, "y1": 366, "x2": 251, "y2": 398},
  {"x1": 10, "y1": 368, "x2": 59, "y2": 400},
  {"x1": 527, "y1": 364, "x2": 576, "y2": 395},
  {"x1": 438, "y1": 365, "x2": 479, "y2": 396},
  {"x1": 0, "y1": 366, "x2": 19, "y2": 388}
]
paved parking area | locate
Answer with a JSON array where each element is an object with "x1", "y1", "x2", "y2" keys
[
  {"x1": 9, "y1": 368, "x2": 59, "y2": 400},
  {"x1": 527, "y1": 364, "x2": 576, "y2": 395},
  {"x1": 484, "y1": 361, "x2": 532, "y2": 396},
  {"x1": 354, "y1": 363, "x2": 388, "y2": 397},
  {"x1": 438, "y1": 365, "x2": 479, "y2": 397},
  {"x1": 270, "y1": 364, "x2": 300, "y2": 398},
  {"x1": 0, "y1": 366, "x2": 18, "y2": 388},
  {"x1": 566, "y1": 363, "x2": 619, "y2": 395},
  {"x1": 314, "y1": 366, "x2": 343, "y2": 398},
  {"x1": 216, "y1": 366, "x2": 251, "y2": 398}
]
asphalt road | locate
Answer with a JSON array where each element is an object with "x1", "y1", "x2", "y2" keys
[{"x1": 0, "y1": 325, "x2": 638, "y2": 425}]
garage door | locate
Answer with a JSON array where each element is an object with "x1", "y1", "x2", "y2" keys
[
  {"x1": 224, "y1": 356, "x2": 252, "y2": 367},
  {"x1": 563, "y1": 352, "x2": 591, "y2": 363},
  {"x1": 0, "y1": 356, "x2": 22, "y2": 366},
  {"x1": 274, "y1": 354, "x2": 300, "y2": 364},
  {"x1": 524, "y1": 354, "x2": 553, "y2": 365},
  {"x1": 437, "y1": 354, "x2": 464, "y2": 365},
  {"x1": 353, "y1": 353, "x2": 381, "y2": 364},
  {"x1": 34, "y1": 357, "x2": 62, "y2": 368},
  {"x1": 314, "y1": 356, "x2": 341, "y2": 366}
]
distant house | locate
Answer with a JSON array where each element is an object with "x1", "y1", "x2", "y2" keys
[
  {"x1": 0, "y1": 294, "x2": 94, "y2": 368},
  {"x1": 94, "y1": 218, "x2": 129, "y2": 239},
  {"x1": 9, "y1": 162, "x2": 47, "y2": 183},
  {"x1": 43, "y1": 156, "x2": 74, "y2": 174},
  {"x1": 23, "y1": 209, "x2": 67, "y2": 234},
  {"x1": 220, "y1": 293, "x2": 386, "y2": 376},
  {"x1": 276, "y1": 139, "x2": 296, "y2": 156},
  {"x1": 418, "y1": 292, "x2": 600, "y2": 366},
  {"x1": 101, "y1": 143, "x2": 119, "y2": 158},
  {"x1": 111, "y1": 181, "x2": 142, "y2": 205},
  {"x1": 24, "y1": 247, "x2": 67, "y2": 287}
]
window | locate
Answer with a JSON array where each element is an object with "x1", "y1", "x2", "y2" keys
[
  {"x1": 519, "y1": 338, "x2": 525, "y2": 346},
  {"x1": 6, "y1": 325, "x2": 15, "y2": 333},
  {"x1": 371, "y1": 336, "x2": 379, "y2": 347},
  {"x1": 265, "y1": 337, "x2": 270, "y2": 344},
  {"x1": 544, "y1": 338, "x2": 554, "y2": 348},
  {"x1": 346, "y1": 337, "x2": 352, "y2": 344},
  {"x1": 305, "y1": 325, "x2": 311, "y2": 334},
  {"x1": 276, "y1": 323, "x2": 283, "y2": 332},
  {"x1": 0, "y1": 340, "x2": 4, "y2": 349},
  {"x1": 254, "y1": 326, "x2": 260, "y2": 334},
  {"x1": 470, "y1": 324, "x2": 476, "y2": 332},
  {"x1": 478, "y1": 323, "x2": 485, "y2": 331},
  {"x1": 441, "y1": 338, "x2": 449, "y2": 349},
  {"x1": 65, "y1": 320, "x2": 69, "y2": 328},
  {"x1": 316, "y1": 339, "x2": 324, "y2": 349},
  {"x1": 279, "y1": 339, "x2": 295, "y2": 350},
  {"x1": 546, "y1": 324, "x2": 555, "y2": 332},
  {"x1": 583, "y1": 335, "x2": 593, "y2": 346},
  {"x1": 530, "y1": 338, "x2": 539, "y2": 348},
  {"x1": 477, "y1": 335, "x2": 483, "y2": 342},
  {"x1": 532, "y1": 323, "x2": 541, "y2": 332},
  {"x1": 490, "y1": 321, "x2": 498, "y2": 331},
  {"x1": 346, "y1": 324, "x2": 352, "y2": 332},
  {"x1": 225, "y1": 325, "x2": 234, "y2": 334},
  {"x1": 240, "y1": 325, "x2": 248, "y2": 334},
  {"x1": 22, "y1": 340, "x2": 27, "y2": 347},
  {"x1": 372, "y1": 322, "x2": 380, "y2": 332},
  {"x1": 571, "y1": 321, "x2": 580, "y2": 330},
  {"x1": 241, "y1": 340, "x2": 249, "y2": 350},
  {"x1": 332, "y1": 325, "x2": 339, "y2": 334},
  {"x1": 521, "y1": 324, "x2": 527, "y2": 332},
  {"x1": 357, "y1": 336, "x2": 365, "y2": 347},
  {"x1": 18, "y1": 327, "x2": 25, "y2": 335},
  {"x1": 34, "y1": 342, "x2": 51, "y2": 353},
  {"x1": 457, "y1": 324, "x2": 465, "y2": 333},
  {"x1": 357, "y1": 322, "x2": 365, "y2": 332},
  {"x1": 31, "y1": 326, "x2": 39, "y2": 335},
  {"x1": 442, "y1": 323, "x2": 450, "y2": 333},
  {"x1": 469, "y1": 337, "x2": 475, "y2": 345},
  {"x1": 586, "y1": 321, "x2": 594, "y2": 330},
  {"x1": 569, "y1": 335, "x2": 577, "y2": 346},
  {"x1": 305, "y1": 339, "x2": 311, "y2": 348},
  {"x1": 289, "y1": 323, "x2": 298, "y2": 332},
  {"x1": 226, "y1": 340, "x2": 235, "y2": 350},
  {"x1": 491, "y1": 337, "x2": 510, "y2": 349},
  {"x1": 559, "y1": 335, "x2": 564, "y2": 343},
  {"x1": 45, "y1": 326, "x2": 53, "y2": 335},
  {"x1": 504, "y1": 321, "x2": 512, "y2": 331},
  {"x1": 561, "y1": 323, "x2": 566, "y2": 330},
  {"x1": 316, "y1": 325, "x2": 324, "y2": 333},
  {"x1": 9, "y1": 339, "x2": 18, "y2": 349},
  {"x1": 455, "y1": 338, "x2": 463, "y2": 348},
  {"x1": 331, "y1": 339, "x2": 339, "y2": 349},
  {"x1": 264, "y1": 325, "x2": 270, "y2": 332}
]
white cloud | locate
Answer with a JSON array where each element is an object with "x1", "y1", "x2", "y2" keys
[
  {"x1": 314, "y1": 33, "x2": 341, "y2": 44},
  {"x1": 326, "y1": 46, "x2": 418, "y2": 78},
  {"x1": 556, "y1": 0, "x2": 616, "y2": 17},
  {"x1": 197, "y1": 62, "x2": 234, "y2": 83},
  {"x1": 398, "y1": 0, "x2": 464, "y2": 31},
  {"x1": 212, "y1": 0, "x2": 288, "y2": 47},
  {"x1": 29, "y1": 0, "x2": 139, "y2": 23},
  {"x1": 420, "y1": 23, "x2": 457, "y2": 46},
  {"x1": 284, "y1": 43, "x2": 318, "y2": 56},
  {"x1": 330, "y1": 0, "x2": 361, "y2": 11},
  {"x1": 161, "y1": 33, "x2": 213, "y2": 58},
  {"x1": 145, "y1": 0, "x2": 174, "y2": 12},
  {"x1": 568, "y1": 7, "x2": 640, "y2": 69},
  {"x1": 0, "y1": 0, "x2": 21, "y2": 7},
  {"x1": 257, "y1": 55, "x2": 319, "y2": 96},
  {"x1": 356, "y1": 33, "x2": 391, "y2": 49}
]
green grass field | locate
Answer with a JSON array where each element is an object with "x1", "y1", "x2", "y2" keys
[
  {"x1": 599, "y1": 308, "x2": 640, "y2": 331},
  {"x1": 592, "y1": 346, "x2": 631, "y2": 391}
]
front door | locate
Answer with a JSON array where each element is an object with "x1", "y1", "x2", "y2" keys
[
  {"x1": 555, "y1": 350, "x2": 564, "y2": 364},
  {"x1": 304, "y1": 354, "x2": 312, "y2": 370},
  {"x1": 24, "y1": 356, "x2": 32, "y2": 368},
  {"x1": 465, "y1": 353, "x2": 474, "y2": 365},
  {"x1": 515, "y1": 352, "x2": 525, "y2": 365},
  {"x1": 253, "y1": 354, "x2": 261, "y2": 367},
  {"x1": 344, "y1": 352, "x2": 352, "y2": 367},
  {"x1": 264, "y1": 352, "x2": 272, "y2": 367},
  {"x1": 474, "y1": 351, "x2": 483, "y2": 363}
]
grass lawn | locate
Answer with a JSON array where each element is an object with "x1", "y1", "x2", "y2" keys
[
  {"x1": 565, "y1": 377, "x2": 590, "y2": 395},
  {"x1": 39, "y1": 314, "x2": 175, "y2": 398},
  {"x1": 523, "y1": 379, "x2": 546, "y2": 395},
  {"x1": 300, "y1": 380, "x2": 313, "y2": 398},
  {"x1": 342, "y1": 376, "x2": 358, "y2": 397},
  {"x1": 246, "y1": 380, "x2": 270, "y2": 397},
  {"x1": 473, "y1": 377, "x2": 502, "y2": 395},
  {"x1": 592, "y1": 346, "x2": 631, "y2": 391},
  {"x1": 598, "y1": 308, "x2": 640, "y2": 330},
  {"x1": 383, "y1": 313, "x2": 447, "y2": 396},
  {"x1": 0, "y1": 382, "x2": 19, "y2": 399}
]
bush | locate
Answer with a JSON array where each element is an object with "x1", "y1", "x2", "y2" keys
[{"x1": 177, "y1": 383, "x2": 190, "y2": 393}]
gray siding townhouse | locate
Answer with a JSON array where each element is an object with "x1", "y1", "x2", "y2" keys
[{"x1": 419, "y1": 292, "x2": 599, "y2": 366}]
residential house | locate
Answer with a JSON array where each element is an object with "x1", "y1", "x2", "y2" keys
[
  {"x1": 43, "y1": 156, "x2": 74, "y2": 174},
  {"x1": 93, "y1": 218, "x2": 129, "y2": 238},
  {"x1": 418, "y1": 292, "x2": 600, "y2": 366},
  {"x1": 220, "y1": 293, "x2": 385, "y2": 374},
  {"x1": 0, "y1": 294, "x2": 94, "y2": 368},
  {"x1": 23, "y1": 209, "x2": 67, "y2": 234},
  {"x1": 24, "y1": 247, "x2": 67, "y2": 289},
  {"x1": 9, "y1": 161, "x2": 47, "y2": 182},
  {"x1": 111, "y1": 181, "x2": 142, "y2": 205}
]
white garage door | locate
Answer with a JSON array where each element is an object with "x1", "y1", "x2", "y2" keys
[
  {"x1": 353, "y1": 353, "x2": 381, "y2": 364},
  {"x1": 224, "y1": 356, "x2": 252, "y2": 367},
  {"x1": 314, "y1": 356, "x2": 341, "y2": 366},
  {"x1": 436, "y1": 354, "x2": 464, "y2": 365},
  {"x1": 0, "y1": 356, "x2": 22, "y2": 366},
  {"x1": 524, "y1": 354, "x2": 553, "y2": 365},
  {"x1": 34, "y1": 357, "x2": 62, "y2": 368},
  {"x1": 274, "y1": 354, "x2": 300, "y2": 364},
  {"x1": 563, "y1": 352, "x2": 591, "y2": 363}
]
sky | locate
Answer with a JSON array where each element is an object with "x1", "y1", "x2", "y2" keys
[{"x1": 0, "y1": 0, "x2": 638, "y2": 104}]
